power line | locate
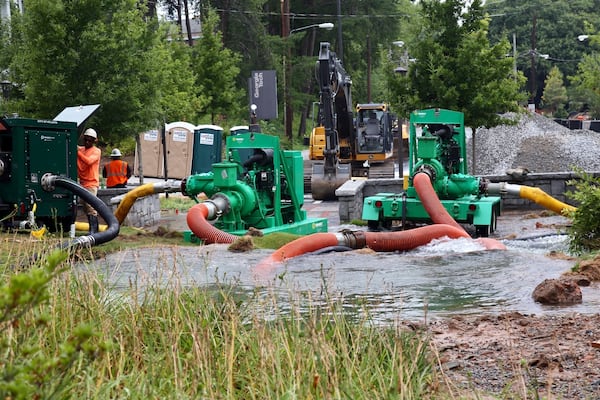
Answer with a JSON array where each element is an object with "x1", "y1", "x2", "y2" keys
[{"x1": 213, "y1": 8, "x2": 411, "y2": 21}]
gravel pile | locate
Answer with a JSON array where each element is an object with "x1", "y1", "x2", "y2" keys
[{"x1": 467, "y1": 112, "x2": 600, "y2": 175}]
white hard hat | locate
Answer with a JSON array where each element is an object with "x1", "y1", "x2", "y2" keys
[
  {"x1": 110, "y1": 148, "x2": 122, "y2": 157},
  {"x1": 84, "y1": 128, "x2": 97, "y2": 139}
]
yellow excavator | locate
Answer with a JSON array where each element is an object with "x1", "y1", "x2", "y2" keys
[{"x1": 309, "y1": 42, "x2": 395, "y2": 200}]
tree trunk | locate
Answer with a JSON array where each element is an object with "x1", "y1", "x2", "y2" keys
[
  {"x1": 220, "y1": 0, "x2": 230, "y2": 42},
  {"x1": 471, "y1": 126, "x2": 477, "y2": 175},
  {"x1": 183, "y1": 0, "x2": 193, "y2": 46},
  {"x1": 135, "y1": 132, "x2": 144, "y2": 185}
]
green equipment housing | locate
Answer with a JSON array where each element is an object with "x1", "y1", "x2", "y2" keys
[
  {"x1": 0, "y1": 117, "x2": 79, "y2": 231},
  {"x1": 362, "y1": 108, "x2": 501, "y2": 237},
  {"x1": 0, "y1": 105, "x2": 99, "y2": 232},
  {"x1": 182, "y1": 132, "x2": 328, "y2": 241}
]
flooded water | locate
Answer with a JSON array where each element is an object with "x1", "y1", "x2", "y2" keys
[{"x1": 91, "y1": 232, "x2": 600, "y2": 322}]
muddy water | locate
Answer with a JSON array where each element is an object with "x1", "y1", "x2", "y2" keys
[{"x1": 93, "y1": 233, "x2": 600, "y2": 322}]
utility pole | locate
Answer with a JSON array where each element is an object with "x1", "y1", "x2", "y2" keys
[
  {"x1": 336, "y1": 0, "x2": 343, "y2": 63},
  {"x1": 529, "y1": 14, "x2": 537, "y2": 108},
  {"x1": 281, "y1": 0, "x2": 292, "y2": 140},
  {"x1": 367, "y1": 35, "x2": 371, "y2": 102}
]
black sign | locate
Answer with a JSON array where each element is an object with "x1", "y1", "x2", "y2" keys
[{"x1": 248, "y1": 70, "x2": 278, "y2": 120}]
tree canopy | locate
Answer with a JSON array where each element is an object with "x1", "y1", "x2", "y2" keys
[
  {"x1": 389, "y1": 0, "x2": 524, "y2": 128},
  {"x1": 12, "y1": 0, "x2": 171, "y2": 141},
  {"x1": 485, "y1": 0, "x2": 600, "y2": 109},
  {"x1": 0, "y1": 0, "x2": 598, "y2": 146}
]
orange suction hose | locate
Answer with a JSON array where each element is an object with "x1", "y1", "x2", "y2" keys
[
  {"x1": 364, "y1": 224, "x2": 470, "y2": 251},
  {"x1": 413, "y1": 172, "x2": 506, "y2": 250},
  {"x1": 413, "y1": 172, "x2": 464, "y2": 231},
  {"x1": 256, "y1": 224, "x2": 472, "y2": 272},
  {"x1": 186, "y1": 203, "x2": 238, "y2": 244}
]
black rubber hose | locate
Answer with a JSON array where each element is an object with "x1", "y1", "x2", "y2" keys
[
  {"x1": 308, "y1": 245, "x2": 353, "y2": 255},
  {"x1": 48, "y1": 176, "x2": 120, "y2": 249}
]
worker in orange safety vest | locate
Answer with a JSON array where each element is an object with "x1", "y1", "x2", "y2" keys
[
  {"x1": 102, "y1": 148, "x2": 132, "y2": 188},
  {"x1": 78, "y1": 128, "x2": 102, "y2": 234}
]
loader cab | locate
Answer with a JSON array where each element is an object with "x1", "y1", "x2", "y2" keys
[{"x1": 355, "y1": 105, "x2": 393, "y2": 154}]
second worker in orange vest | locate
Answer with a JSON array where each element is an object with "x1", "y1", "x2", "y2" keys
[{"x1": 102, "y1": 148, "x2": 132, "y2": 188}]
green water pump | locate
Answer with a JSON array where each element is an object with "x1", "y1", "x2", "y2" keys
[
  {"x1": 182, "y1": 132, "x2": 327, "y2": 236},
  {"x1": 362, "y1": 108, "x2": 501, "y2": 236}
]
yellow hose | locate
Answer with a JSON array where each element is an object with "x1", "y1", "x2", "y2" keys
[
  {"x1": 519, "y1": 185, "x2": 576, "y2": 215},
  {"x1": 75, "y1": 183, "x2": 157, "y2": 232},
  {"x1": 113, "y1": 184, "x2": 157, "y2": 223},
  {"x1": 75, "y1": 221, "x2": 107, "y2": 232}
]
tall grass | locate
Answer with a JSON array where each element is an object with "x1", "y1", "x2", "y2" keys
[
  {"x1": 1, "y1": 242, "x2": 441, "y2": 399},
  {"x1": 160, "y1": 194, "x2": 197, "y2": 213}
]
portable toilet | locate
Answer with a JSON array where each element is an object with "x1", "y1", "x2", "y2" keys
[
  {"x1": 135, "y1": 121, "x2": 197, "y2": 179},
  {"x1": 164, "y1": 122, "x2": 197, "y2": 179},
  {"x1": 191, "y1": 125, "x2": 223, "y2": 174},
  {"x1": 134, "y1": 129, "x2": 161, "y2": 178}
]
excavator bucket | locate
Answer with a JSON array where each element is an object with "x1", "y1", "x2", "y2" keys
[{"x1": 310, "y1": 162, "x2": 351, "y2": 200}]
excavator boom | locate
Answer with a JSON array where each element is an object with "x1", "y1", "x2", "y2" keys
[
  {"x1": 308, "y1": 42, "x2": 396, "y2": 200},
  {"x1": 310, "y1": 42, "x2": 351, "y2": 200}
]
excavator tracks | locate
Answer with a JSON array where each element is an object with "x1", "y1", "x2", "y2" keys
[{"x1": 304, "y1": 159, "x2": 397, "y2": 196}]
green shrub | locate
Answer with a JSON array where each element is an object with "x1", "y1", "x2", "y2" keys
[
  {"x1": 0, "y1": 248, "x2": 109, "y2": 400},
  {"x1": 566, "y1": 169, "x2": 600, "y2": 254}
]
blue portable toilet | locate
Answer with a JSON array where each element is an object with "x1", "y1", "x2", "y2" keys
[{"x1": 192, "y1": 124, "x2": 223, "y2": 174}]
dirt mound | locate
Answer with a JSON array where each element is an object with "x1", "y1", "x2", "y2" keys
[{"x1": 430, "y1": 312, "x2": 600, "y2": 398}]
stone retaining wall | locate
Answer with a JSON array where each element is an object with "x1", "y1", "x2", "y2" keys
[
  {"x1": 96, "y1": 188, "x2": 161, "y2": 227},
  {"x1": 336, "y1": 172, "x2": 600, "y2": 223}
]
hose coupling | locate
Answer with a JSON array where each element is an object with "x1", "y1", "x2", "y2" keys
[
  {"x1": 336, "y1": 229, "x2": 367, "y2": 249},
  {"x1": 205, "y1": 194, "x2": 231, "y2": 219},
  {"x1": 73, "y1": 235, "x2": 96, "y2": 248},
  {"x1": 41, "y1": 173, "x2": 58, "y2": 192},
  {"x1": 154, "y1": 179, "x2": 183, "y2": 194}
]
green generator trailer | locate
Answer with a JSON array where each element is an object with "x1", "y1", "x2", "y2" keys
[
  {"x1": 0, "y1": 105, "x2": 99, "y2": 231},
  {"x1": 362, "y1": 108, "x2": 501, "y2": 237}
]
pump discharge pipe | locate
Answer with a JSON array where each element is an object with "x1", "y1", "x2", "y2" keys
[
  {"x1": 74, "y1": 180, "x2": 184, "y2": 232},
  {"x1": 41, "y1": 174, "x2": 119, "y2": 250},
  {"x1": 486, "y1": 182, "x2": 576, "y2": 215}
]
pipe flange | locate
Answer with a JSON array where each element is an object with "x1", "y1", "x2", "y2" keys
[
  {"x1": 180, "y1": 179, "x2": 188, "y2": 196},
  {"x1": 415, "y1": 165, "x2": 436, "y2": 182},
  {"x1": 478, "y1": 177, "x2": 488, "y2": 195},
  {"x1": 41, "y1": 173, "x2": 56, "y2": 192},
  {"x1": 210, "y1": 193, "x2": 231, "y2": 216}
]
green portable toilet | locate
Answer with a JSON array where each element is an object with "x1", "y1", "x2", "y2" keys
[{"x1": 192, "y1": 125, "x2": 223, "y2": 174}]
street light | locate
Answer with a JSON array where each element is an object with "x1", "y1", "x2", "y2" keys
[
  {"x1": 391, "y1": 40, "x2": 411, "y2": 76},
  {"x1": 290, "y1": 22, "x2": 334, "y2": 35},
  {"x1": 283, "y1": 22, "x2": 334, "y2": 140}
]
